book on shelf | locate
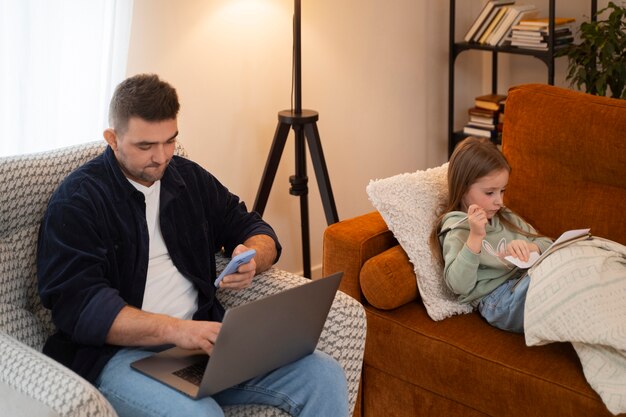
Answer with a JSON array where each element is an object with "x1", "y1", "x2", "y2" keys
[
  {"x1": 510, "y1": 38, "x2": 573, "y2": 46},
  {"x1": 487, "y1": 4, "x2": 538, "y2": 46},
  {"x1": 463, "y1": 94, "x2": 505, "y2": 145},
  {"x1": 468, "y1": 120, "x2": 497, "y2": 129},
  {"x1": 462, "y1": 125, "x2": 502, "y2": 144},
  {"x1": 509, "y1": 43, "x2": 570, "y2": 51},
  {"x1": 511, "y1": 25, "x2": 572, "y2": 37},
  {"x1": 509, "y1": 21, "x2": 574, "y2": 50},
  {"x1": 468, "y1": 107, "x2": 500, "y2": 125},
  {"x1": 463, "y1": 125, "x2": 494, "y2": 138},
  {"x1": 474, "y1": 93, "x2": 507, "y2": 111},
  {"x1": 510, "y1": 24, "x2": 572, "y2": 33},
  {"x1": 510, "y1": 36, "x2": 573, "y2": 49},
  {"x1": 510, "y1": 32, "x2": 573, "y2": 43},
  {"x1": 468, "y1": 106, "x2": 500, "y2": 118},
  {"x1": 471, "y1": 6, "x2": 503, "y2": 43},
  {"x1": 517, "y1": 16, "x2": 576, "y2": 27},
  {"x1": 473, "y1": 3, "x2": 515, "y2": 43},
  {"x1": 477, "y1": 6, "x2": 509, "y2": 44},
  {"x1": 510, "y1": 30, "x2": 573, "y2": 41},
  {"x1": 469, "y1": 115, "x2": 497, "y2": 125},
  {"x1": 464, "y1": 0, "x2": 516, "y2": 43}
]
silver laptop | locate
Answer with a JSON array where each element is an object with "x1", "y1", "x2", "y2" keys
[{"x1": 130, "y1": 272, "x2": 343, "y2": 398}]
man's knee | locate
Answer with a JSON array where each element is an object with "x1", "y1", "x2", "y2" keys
[{"x1": 305, "y1": 352, "x2": 349, "y2": 410}]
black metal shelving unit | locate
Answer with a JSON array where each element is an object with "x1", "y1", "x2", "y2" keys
[{"x1": 448, "y1": 0, "x2": 598, "y2": 157}]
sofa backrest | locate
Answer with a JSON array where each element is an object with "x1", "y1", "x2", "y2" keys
[
  {"x1": 502, "y1": 84, "x2": 626, "y2": 246},
  {"x1": 0, "y1": 141, "x2": 187, "y2": 350}
]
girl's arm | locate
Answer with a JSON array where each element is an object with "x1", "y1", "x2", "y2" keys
[{"x1": 442, "y1": 233, "x2": 481, "y2": 296}]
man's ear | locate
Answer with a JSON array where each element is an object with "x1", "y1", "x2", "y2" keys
[{"x1": 103, "y1": 128, "x2": 118, "y2": 151}]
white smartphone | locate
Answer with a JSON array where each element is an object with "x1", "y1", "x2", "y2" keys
[{"x1": 214, "y1": 249, "x2": 257, "y2": 287}]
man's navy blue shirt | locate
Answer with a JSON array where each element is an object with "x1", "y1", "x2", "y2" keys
[{"x1": 37, "y1": 146, "x2": 281, "y2": 383}]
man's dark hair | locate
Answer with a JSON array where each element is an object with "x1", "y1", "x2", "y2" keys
[{"x1": 109, "y1": 74, "x2": 180, "y2": 134}]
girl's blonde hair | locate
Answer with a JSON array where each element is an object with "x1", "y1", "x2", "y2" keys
[{"x1": 429, "y1": 137, "x2": 540, "y2": 265}]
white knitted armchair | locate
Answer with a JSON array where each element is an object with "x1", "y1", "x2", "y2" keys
[{"x1": 0, "y1": 141, "x2": 366, "y2": 417}]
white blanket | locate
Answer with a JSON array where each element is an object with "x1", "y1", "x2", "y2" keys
[{"x1": 525, "y1": 237, "x2": 626, "y2": 415}]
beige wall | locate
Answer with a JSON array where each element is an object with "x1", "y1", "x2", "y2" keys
[{"x1": 127, "y1": 0, "x2": 596, "y2": 275}]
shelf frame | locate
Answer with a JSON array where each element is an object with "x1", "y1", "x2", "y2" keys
[{"x1": 447, "y1": 0, "x2": 598, "y2": 157}]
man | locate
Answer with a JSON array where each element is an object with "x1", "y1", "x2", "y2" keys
[{"x1": 37, "y1": 74, "x2": 348, "y2": 417}]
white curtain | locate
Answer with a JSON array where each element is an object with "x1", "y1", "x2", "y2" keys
[{"x1": 0, "y1": 0, "x2": 133, "y2": 157}]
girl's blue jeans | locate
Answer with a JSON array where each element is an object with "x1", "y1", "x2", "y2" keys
[
  {"x1": 478, "y1": 274, "x2": 530, "y2": 333},
  {"x1": 95, "y1": 347, "x2": 349, "y2": 417}
]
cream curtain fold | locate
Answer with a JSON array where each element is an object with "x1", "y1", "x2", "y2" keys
[{"x1": 0, "y1": 0, "x2": 133, "y2": 156}]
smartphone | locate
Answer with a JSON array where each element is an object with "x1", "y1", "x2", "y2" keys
[{"x1": 213, "y1": 249, "x2": 257, "y2": 287}]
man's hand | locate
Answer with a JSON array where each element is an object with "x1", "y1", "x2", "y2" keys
[
  {"x1": 216, "y1": 244, "x2": 257, "y2": 289},
  {"x1": 217, "y1": 234, "x2": 278, "y2": 289},
  {"x1": 166, "y1": 319, "x2": 222, "y2": 355}
]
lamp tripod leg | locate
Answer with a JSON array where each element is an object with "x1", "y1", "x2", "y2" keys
[
  {"x1": 253, "y1": 112, "x2": 339, "y2": 279},
  {"x1": 253, "y1": 121, "x2": 291, "y2": 216},
  {"x1": 290, "y1": 124, "x2": 311, "y2": 277},
  {"x1": 303, "y1": 121, "x2": 339, "y2": 225}
]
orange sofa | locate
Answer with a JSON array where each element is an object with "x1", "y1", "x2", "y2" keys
[{"x1": 323, "y1": 84, "x2": 626, "y2": 417}]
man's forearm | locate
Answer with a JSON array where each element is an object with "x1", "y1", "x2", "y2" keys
[
  {"x1": 243, "y1": 234, "x2": 278, "y2": 273},
  {"x1": 105, "y1": 306, "x2": 221, "y2": 354},
  {"x1": 105, "y1": 305, "x2": 177, "y2": 346}
]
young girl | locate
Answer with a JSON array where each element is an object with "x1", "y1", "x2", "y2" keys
[{"x1": 431, "y1": 137, "x2": 553, "y2": 333}]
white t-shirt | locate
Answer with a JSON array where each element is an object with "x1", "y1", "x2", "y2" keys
[{"x1": 128, "y1": 179, "x2": 198, "y2": 320}]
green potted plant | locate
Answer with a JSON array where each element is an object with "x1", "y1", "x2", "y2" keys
[{"x1": 558, "y1": 1, "x2": 626, "y2": 99}]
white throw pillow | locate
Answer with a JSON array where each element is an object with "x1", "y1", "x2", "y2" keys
[{"x1": 366, "y1": 163, "x2": 473, "y2": 321}]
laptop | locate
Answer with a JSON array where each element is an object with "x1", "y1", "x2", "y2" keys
[{"x1": 130, "y1": 272, "x2": 343, "y2": 398}]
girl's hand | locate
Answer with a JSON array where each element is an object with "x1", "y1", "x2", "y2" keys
[
  {"x1": 506, "y1": 240, "x2": 539, "y2": 262},
  {"x1": 465, "y1": 204, "x2": 488, "y2": 254},
  {"x1": 467, "y1": 204, "x2": 488, "y2": 239}
]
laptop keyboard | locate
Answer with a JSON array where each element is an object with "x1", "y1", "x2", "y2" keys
[{"x1": 172, "y1": 357, "x2": 209, "y2": 386}]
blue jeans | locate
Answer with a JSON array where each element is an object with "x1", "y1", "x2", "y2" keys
[
  {"x1": 478, "y1": 274, "x2": 530, "y2": 333},
  {"x1": 95, "y1": 348, "x2": 349, "y2": 417}
]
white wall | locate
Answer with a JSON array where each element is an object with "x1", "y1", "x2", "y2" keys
[
  {"x1": 127, "y1": 0, "x2": 449, "y2": 275},
  {"x1": 126, "y1": 0, "x2": 596, "y2": 275}
]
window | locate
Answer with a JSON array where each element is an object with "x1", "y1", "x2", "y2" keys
[{"x1": 0, "y1": 0, "x2": 133, "y2": 156}]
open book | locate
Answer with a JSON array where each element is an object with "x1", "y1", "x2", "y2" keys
[{"x1": 504, "y1": 228, "x2": 591, "y2": 269}]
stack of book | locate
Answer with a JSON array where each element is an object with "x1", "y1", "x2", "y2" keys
[
  {"x1": 463, "y1": 94, "x2": 506, "y2": 143},
  {"x1": 464, "y1": 0, "x2": 515, "y2": 44},
  {"x1": 463, "y1": 1, "x2": 539, "y2": 47},
  {"x1": 508, "y1": 17, "x2": 575, "y2": 51}
]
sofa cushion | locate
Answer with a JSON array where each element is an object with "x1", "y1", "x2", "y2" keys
[
  {"x1": 0, "y1": 227, "x2": 37, "y2": 308},
  {"x1": 360, "y1": 245, "x2": 418, "y2": 310},
  {"x1": 366, "y1": 163, "x2": 473, "y2": 320},
  {"x1": 0, "y1": 226, "x2": 52, "y2": 349},
  {"x1": 363, "y1": 302, "x2": 611, "y2": 416},
  {"x1": 0, "y1": 304, "x2": 48, "y2": 351}
]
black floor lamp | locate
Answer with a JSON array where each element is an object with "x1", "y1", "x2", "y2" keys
[{"x1": 252, "y1": 0, "x2": 338, "y2": 278}]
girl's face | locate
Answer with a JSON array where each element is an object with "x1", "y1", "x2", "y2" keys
[{"x1": 462, "y1": 168, "x2": 509, "y2": 219}]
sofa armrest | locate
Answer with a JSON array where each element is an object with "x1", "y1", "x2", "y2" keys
[
  {"x1": 216, "y1": 263, "x2": 366, "y2": 416},
  {"x1": 322, "y1": 211, "x2": 398, "y2": 302},
  {"x1": 0, "y1": 331, "x2": 117, "y2": 417}
]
